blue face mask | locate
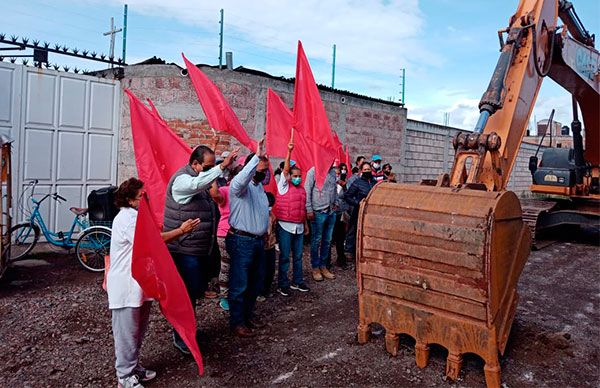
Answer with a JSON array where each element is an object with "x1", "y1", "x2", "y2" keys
[{"x1": 291, "y1": 177, "x2": 302, "y2": 186}]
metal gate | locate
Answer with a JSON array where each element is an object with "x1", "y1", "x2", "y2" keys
[{"x1": 0, "y1": 62, "x2": 120, "y2": 232}]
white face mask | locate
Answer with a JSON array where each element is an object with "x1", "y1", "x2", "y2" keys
[{"x1": 372, "y1": 162, "x2": 381, "y2": 170}]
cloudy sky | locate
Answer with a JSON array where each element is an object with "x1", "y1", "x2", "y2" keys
[{"x1": 3, "y1": 0, "x2": 598, "y2": 132}]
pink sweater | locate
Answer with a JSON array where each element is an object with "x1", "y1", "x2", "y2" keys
[{"x1": 217, "y1": 185, "x2": 231, "y2": 238}]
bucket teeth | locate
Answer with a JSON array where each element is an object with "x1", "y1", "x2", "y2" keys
[{"x1": 414, "y1": 343, "x2": 430, "y2": 368}]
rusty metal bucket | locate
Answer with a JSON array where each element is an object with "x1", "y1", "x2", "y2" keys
[{"x1": 356, "y1": 183, "x2": 531, "y2": 387}]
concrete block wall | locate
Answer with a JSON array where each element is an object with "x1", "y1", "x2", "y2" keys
[
  {"x1": 117, "y1": 64, "x2": 406, "y2": 183},
  {"x1": 401, "y1": 119, "x2": 544, "y2": 196}
]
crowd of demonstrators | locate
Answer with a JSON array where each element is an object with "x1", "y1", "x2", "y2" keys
[
  {"x1": 107, "y1": 139, "x2": 402, "y2": 384},
  {"x1": 305, "y1": 164, "x2": 338, "y2": 282},
  {"x1": 107, "y1": 178, "x2": 200, "y2": 388},
  {"x1": 274, "y1": 142, "x2": 310, "y2": 297}
]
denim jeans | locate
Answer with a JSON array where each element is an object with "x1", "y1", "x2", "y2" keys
[
  {"x1": 310, "y1": 210, "x2": 336, "y2": 269},
  {"x1": 171, "y1": 253, "x2": 210, "y2": 343},
  {"x1": 277, "y1": 225, "x2": 305, "y2": 288},
  {"x1": 225, "y1": 233, "x2": 265, "y2": 329},
  {"x1": 171, "y1": 253, "x2": 211, "y2": 309}
]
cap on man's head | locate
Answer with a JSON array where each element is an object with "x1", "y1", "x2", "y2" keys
[{"x1": 372, "y1": 154, "x2": 382, "y2": 162}]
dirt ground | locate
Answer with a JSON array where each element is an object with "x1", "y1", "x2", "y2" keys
[{"x1": 0, "y1": 232, "x2": 599, "y2": 388}]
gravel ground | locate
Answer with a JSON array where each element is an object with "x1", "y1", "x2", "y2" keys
[{"x1": 0, "y1": 234, "x2": 598, "y2": 388}]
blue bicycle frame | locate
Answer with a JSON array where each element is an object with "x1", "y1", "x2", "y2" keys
[{"x1": 26, "y1": 195, "x2": 89, "y2": 248}]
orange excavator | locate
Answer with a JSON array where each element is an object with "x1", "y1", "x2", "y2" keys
[{"x1": 356, "y1": 0, "x2": 598, "y2": 387}]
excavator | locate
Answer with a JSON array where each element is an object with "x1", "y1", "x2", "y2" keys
[{"x1": 356, "y1": 0, "x2": 598, "y2": 387}]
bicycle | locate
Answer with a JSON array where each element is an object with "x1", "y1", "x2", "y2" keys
[{"x1": 9, "y1": 180, "x2": 111, "y2": 272}]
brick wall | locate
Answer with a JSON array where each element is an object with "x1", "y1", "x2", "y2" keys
[
  {"x1": 117, "y1": 64, "x2": 406, "y2": 182},
  {"x1": 116, "y1": 63, "x2": 541, "y2": 197}
]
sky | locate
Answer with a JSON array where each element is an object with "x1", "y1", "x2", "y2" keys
[{"x1": 2, "y1": 0, "x2": 599, "y2": 133}]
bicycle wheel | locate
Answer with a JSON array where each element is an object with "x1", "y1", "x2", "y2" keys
[
  {"x1": 9, "y1": 223, "x2": 40, "y2": 262},
  {"x1": 76, "y1": 226, "x2": 111, "y2": 272}
]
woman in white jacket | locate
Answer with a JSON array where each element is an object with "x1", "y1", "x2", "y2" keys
[{"x1": 107, "y1": 177, "x2": 199, "y2": 388}]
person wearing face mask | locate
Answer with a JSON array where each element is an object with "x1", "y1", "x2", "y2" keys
[
  {"x1": 273, "y1": 141, "x2": 310, "y2": 297},
  {"x1": 164, "y1": 144, "x2": 239, "y2": 354},
  {"x1": 226, "y1": 139, "x2": 271, "y2": 338},
  {"x1": 344, "y1": 162, "x2": 377, "y2": 250},
  {"x1": 371, "y1": 154, "x2": 385, "y2": 182},
  {"x1": 108, "y1": 178, "x2": 199, "y2": 388}
]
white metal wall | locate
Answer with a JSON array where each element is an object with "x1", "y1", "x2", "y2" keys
[{"x1": 0, "y1": 62, "x2": 120, "y2": 233}]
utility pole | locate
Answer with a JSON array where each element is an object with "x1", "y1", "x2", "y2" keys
[
  {"x1": 219, "y1": 9, "x2": 224, "y2": 69},
  {"x1": 331, "y1": 44, "x2": 336, "y2": 88},
  {"x1": 399, "y1": 68, "x2": 406, "y2": 104},
  {"x1": 103, "y1": 17, "x2": 122, "y2": 67},
  {"x1": 122, "y1": 4, "x2": 128, "y2": 64}
]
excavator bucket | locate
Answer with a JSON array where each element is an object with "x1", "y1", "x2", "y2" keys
[{"x1": 356, "y1": 183, "x2": 531, "y2": 388}]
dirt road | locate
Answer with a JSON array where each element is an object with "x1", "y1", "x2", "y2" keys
[{"x1": 0, "y1": 240, "x2": 598, "y2": 387}]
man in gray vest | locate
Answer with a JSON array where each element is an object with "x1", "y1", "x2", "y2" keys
[
  {"x1": 226, "y1": 139, "x2": 270, "y2": 338},
  {"x1": 164, "y1": 144, "x2": 238, "y2": 354}
]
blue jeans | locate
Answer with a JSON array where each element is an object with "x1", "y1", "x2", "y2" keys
[
  {"x1": 225, "y1": 233, "x2": 265, "y2": 329},
  {"x1": 310, "y1": 210, "x2": 336, "y2": 269},
  {"x1": 277, "y1": 225, "x2": 305, "y2": 288},
  {"x1": 171, "y1": 253, "x2": 211, "y2": 310},
  {"x1": 171, "y1": 253, "x2": 210, "y2": 343}
]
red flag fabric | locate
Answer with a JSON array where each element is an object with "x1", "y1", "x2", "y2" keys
[
  {"x1": 183, "y1": 53, "x2": 257, "y2": 151},
  {"x1": 132, "y1": 196, "x2": 204, "y2": 375},
  {"x1": 293, "y1": 41, "x2": 337, "y2": 151},
  {"x1": 126, "y1": 90, "x2": 203, "y2": 374},
  {"x1": 293, "y1": 41, "x2": 337, "y2": 187},
  {"x1": 344, "y1": 145, "x2": 351, "y2": 168},
  {"x1": 126, "y1": 90, "x2": 190, "y2": 224},
  {"x1": 266, "y1": 89, "x2": 327, "y2": 179},
  {"x1": 266, "y1": 89, "x2": 293, "y2": 158}
]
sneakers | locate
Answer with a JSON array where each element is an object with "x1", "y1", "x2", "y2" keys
[
  {"x1": 256, "y1": 295, "x2": 266, "y2": 302},
  {"x1": 290, "y1": 283, "x2": 310, "y2": 292},
  {"x1": 134, "y1": 367, "x2": 157, "y2": 382},
  {"x1": 277, "y1": 287, "x2": 291, "y2": 297},
  {"x1": 219, "y1": 298, "x2": 229, "y2": 311},
  {"x1": 321, "y1": 267, "x2": 336, "y2": 280},
  {"x1": 312, "y1": 268, "x2": 323, "y2": 282},
  {"x1": 233, "y1": 325, "x2": 256, "y2": 338},
  {"x1": 172, "y1": 332, "x2": 191, "y2": 355},
  {"x1": 118, "y1": 375, "x2": 144, "y2": 388},
  {"x1": 204, "y1": 290, "x2": 218, "y2": 299}
]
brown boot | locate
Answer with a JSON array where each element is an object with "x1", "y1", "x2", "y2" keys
[
  {"x1": 321, "y1": 267, "x2": 336, "y2": 280},
  {"x1": 233, "y1": 325, "x2": 255, "y2": 338},
  {"x1": 312, "y1": 268, "x2": 323, "y2": 282}
]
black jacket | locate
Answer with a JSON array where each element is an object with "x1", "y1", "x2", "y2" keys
[{"x1": 345, "y1": 177, "x2": 377, "y2": 208}]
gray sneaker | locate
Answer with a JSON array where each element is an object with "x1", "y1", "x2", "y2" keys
[
  {"x1": 134, "y1": 367, "x2": 157, "y2": 382},
  {"x1": 118, "y1": 375, "x2": 144, "y2": 388}
]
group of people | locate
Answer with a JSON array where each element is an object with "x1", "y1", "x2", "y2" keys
[{"x1": 105, "y1": 137, "x2": 398, "y2": 388}]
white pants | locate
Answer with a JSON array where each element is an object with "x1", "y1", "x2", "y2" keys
[{"x1": 111, "y1": 301, "x2": 152, "y2": 379}]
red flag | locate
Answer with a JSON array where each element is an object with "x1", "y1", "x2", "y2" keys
[
  {"x1": 126, "y1": 90, "x2": 190, "y2": 224},
  {"x1": 344, "y1": 145, "x2": 351, "y2": 168},
  {"x1": 293, "y1": 41, "x2": 337, "y2": 187},
  {"x1": 183, "y1": 53, "x2": 257, "y2": 151},
  {"x1": 126, "y1": 90, "x2": 203, "y2": 374},
  {"x1": 266, "y1": 89, "x2": 323, "y2": 178},
  {"x1": 266, "y1": 89, "x2": 293, "y2": 158},
  {"x1": 133, "y1": 196, "x2": 204, "y2": 375}
]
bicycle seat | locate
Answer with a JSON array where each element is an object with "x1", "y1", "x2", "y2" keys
[{"x1": 70, "y1": 207, "x2": 88, "y2": 216}]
